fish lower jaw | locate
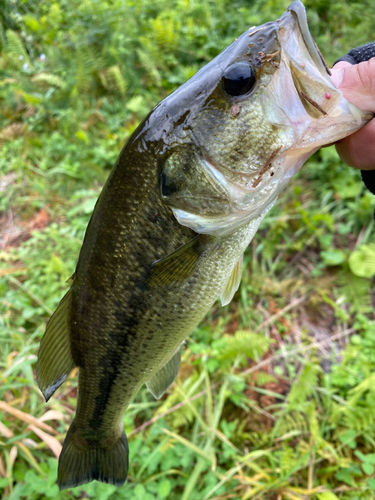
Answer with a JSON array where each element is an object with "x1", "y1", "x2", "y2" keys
[
  {"x1": 286, "y1": 100, "x2": 371, "y2": 159},
  {"x1": 172, "y1": 198, "x2": 277, "y2": 237}
]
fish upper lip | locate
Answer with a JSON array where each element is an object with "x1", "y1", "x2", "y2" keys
[{"x1": 278, "y1": 0, "x2": 331, "y2": 80}]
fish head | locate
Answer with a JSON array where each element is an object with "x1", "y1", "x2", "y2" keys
[{"x1": 141, "y1": 0, "x2": 371, "y2": 236}]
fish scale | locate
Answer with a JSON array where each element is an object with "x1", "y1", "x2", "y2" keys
[{"x1": 36, "y1": 0, "x2": 371, "y2": 490}]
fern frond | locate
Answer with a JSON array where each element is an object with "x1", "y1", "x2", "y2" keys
[
  {"x1": 335, "y1": 405, "x2": 375, "y2": 432},
  {"x1": 348, "y1": 372, "x2": 375, "y2": 404},
  {"x1": 32, "y1": 73, "x2": 66, "y2": 89},
  {"x1": 69, "y1": 46, "x2": 103, "y2": 98},
  {"x1": 218, "y1": 330, "x2": 272, "y2": 363},
  {"x1": 152, "y1": 16, "x2": 178, "y2": 49},
  {"x1": 255, "y1": 372, "x2": 276, "y2": 386},
  {"x1": 337, "y1": 271, "x2": 371, "y2": 313},
  {"x1": 105, "y1": 65, "x2": 128, "y2": 96},
  {"x1": 272, "y1": 410, "x2": 309, "y2": 439},
  {"x1": 126, "y1": 95, "x2": 147, "y2": 115},
  {"x1": 330, "y1": 374, "x2": 375, "y2": 432},
  {"x1": 139, "y1": 36, "x2": 165, "y2": 67},
  {"x1": 288, "y1": 362, "x2": 321, "y2": 406},
  {"x1": 156, "y1": 389, "x2": 196, "y2": 430},
  {"x1": 5, "y1": 30, "x2": 30, "y2": 64},
  {"x1": 136, "y1": 48, "x2": 162, "y2": 86},
  {"x1": 169, "y1": 410, "x2": 193, "y2": 429}
]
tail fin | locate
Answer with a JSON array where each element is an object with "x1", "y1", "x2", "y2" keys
[{"x1": 58, "y1": 421, "x2": 129, "y2": 490}]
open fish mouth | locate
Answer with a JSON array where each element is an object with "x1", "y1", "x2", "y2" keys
[
  {"x1": 276, "y1": 0, "x2": 342, "y2": 120},
  {"x1": 283, "y1": 1, "x2": 331, "y2": 78},
  {"x1": 256, "y1": 0, "x2": 371, "y2": 181}
]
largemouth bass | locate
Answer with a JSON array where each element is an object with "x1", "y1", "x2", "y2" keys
[{"x1": 36, "y1": 0, "x2": 371, "y2": 490}]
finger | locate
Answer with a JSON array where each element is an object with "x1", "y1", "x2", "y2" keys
[
  {"x1": 332, "y1": 61, "x2": 352, "y2": 71},
  {"x1": 330, "y1": 58, "x2": 375, "y2": 112},
  {"x1": 335, "y1": 118, "x2": 375, "y2": 170},
  {"x1": 330, "y1": 62, "x2": 351, "y2": 88}
]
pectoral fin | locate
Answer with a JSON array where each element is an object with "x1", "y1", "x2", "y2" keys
[
  {"x1": 147, "y1": 234, "x2": 211, "y2": 287},
  {"x1": 220, "y1": 255, "x2": 243, "y2": 306},
  {"x1": 36, "y1": 289, "x2": 76, "y2": 402},
  {"x1": 146, "y1": 347, "x2": 181, "y2": 399}
]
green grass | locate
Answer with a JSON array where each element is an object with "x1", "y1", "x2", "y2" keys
[{"x1": 1, "y1": 0, "x2": 375, "y2": 499}]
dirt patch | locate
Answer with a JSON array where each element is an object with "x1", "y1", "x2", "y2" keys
[{"x1": 0, "y1": 208, "x2": 49, "y2": 250}]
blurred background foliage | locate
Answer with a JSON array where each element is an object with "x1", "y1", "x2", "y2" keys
[{"x1": 0, "y1": 0, "x2": 375, "y2": 499}]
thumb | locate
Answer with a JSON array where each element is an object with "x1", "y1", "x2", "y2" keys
[{"x1": 330, "y1": 58, "x2": 375, "y2": 112}]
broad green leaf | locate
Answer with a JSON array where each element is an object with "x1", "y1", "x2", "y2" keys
[
  {"x1": 320, "y1": 249, "x2": 346, "y2": 266},
  {"x1": 362, "y1": 462, "x2": 374, "y2": 475},
  {"x1": 348, "y1": 244, "x2": 375, "y2": 278},
  {"x1": 332, "y1": 177, "x2": 362, "y2": 199},
  {"x1": 158, "y1": 479, "x2": 172, "y2": 498},
  {"x1": 317, "y1": 493, "x2": 340, "y2": 500}
]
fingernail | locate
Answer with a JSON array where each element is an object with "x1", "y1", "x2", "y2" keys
[{"x1": 331, "y1": 68, "x2": 344, "y2": 88}]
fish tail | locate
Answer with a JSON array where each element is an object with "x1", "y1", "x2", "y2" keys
[{"x1": 57, "y1": 420, "x2": 129, "y2": 491}]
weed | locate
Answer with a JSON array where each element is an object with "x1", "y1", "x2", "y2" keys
[{"x1": 1, "y1": 1, "x2": 375, "y2": 499}]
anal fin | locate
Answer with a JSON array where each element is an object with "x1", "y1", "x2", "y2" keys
[
  {"x1": 146, "y1": 346, "x2": 181, "y2": 399},
  {"x1": 220, "y1": 255, "x2": 243, "y2": 306},
  {"x1": 36, "y1": 288, "x2": 76, "y2": 401}
]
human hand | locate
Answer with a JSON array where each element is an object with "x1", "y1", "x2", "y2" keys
[{"x1": 330, "y1": 58, "x2": 375, "y2": 170}]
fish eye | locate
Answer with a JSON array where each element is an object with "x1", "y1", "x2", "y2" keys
[{"x1": 223, "y1": 62, "x2": 256, "y2": 97}]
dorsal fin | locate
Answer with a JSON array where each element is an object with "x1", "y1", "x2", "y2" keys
[
  {"x1": 220, "y1": 255, "x2": 243, "y2": 306},
  {"x1": 146, "y1": 347, "x2": 181, "y2": 399},
  {"x1": 36, "y1": 288, "x2": 76, "y2": 401}
]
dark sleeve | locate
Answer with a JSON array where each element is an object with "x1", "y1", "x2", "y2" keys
[
  {"x1": 334, "y1": 42, "x2": 375, "y2": 201},
  {"x1": 334, "y1": 42, "x2": 375, "y2": 66}
]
